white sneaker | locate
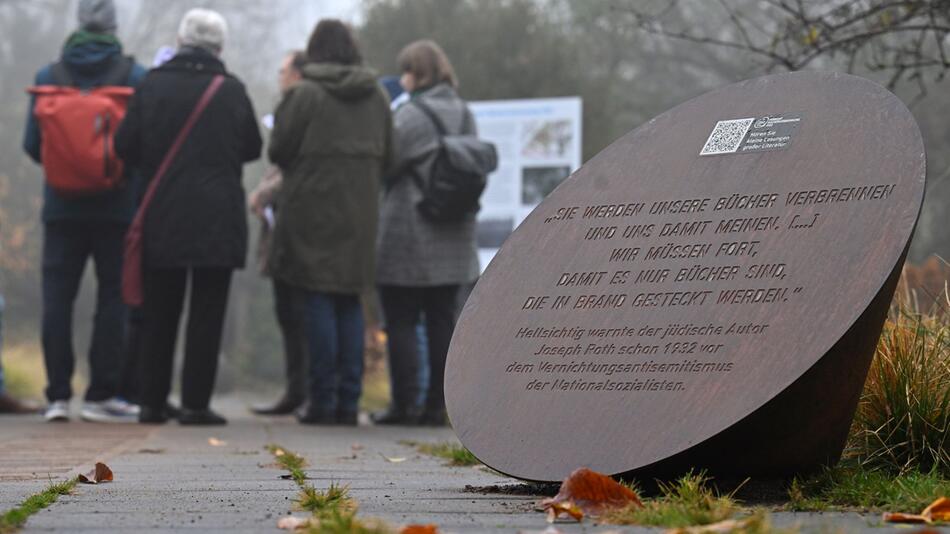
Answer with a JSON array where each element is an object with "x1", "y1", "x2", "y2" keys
[
  {"x1": 80, "y1": 397, "x2": 140, "y2": 423},
  {"x1": 44, "y1": 400, "x2": 70, "y2": 422}
]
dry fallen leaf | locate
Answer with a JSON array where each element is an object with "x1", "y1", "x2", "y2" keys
[
  {"x1": 77, "y1": 462, "x2": 114, "y2": 484},
  {"x1": 208, "y1": 437, "x2": 227, "y2": 447},
  {"x1": 541, "y1": 467, "x2": 642, "y2": 522},
  {"x1": 883, "y1": 512, "x2": 929, "y2": 524},
  {"x1": 277, "y1": 516, "x2": 311, "y2": 530},
  {"x1": 517, "y1": 527, "x2": 566, "y2": 534},
  {"x1": 352, "y1": 443, "x2": 365, "y2": 451},
  {"x1": 399, "y1": 525, "x2": 439, "y2": 534},
  {"x1": 922, "y1": 497, "x2": 950, "y2": 522},
  {"x1": 274, "y1": 448, "x2": 286, "y2": 457},
  {"x1": 884, "y1": 497, "x2": 950, "y2": 524},
  {"x1": 380, "y1": 453, "x2": 408, "y2": 463}
]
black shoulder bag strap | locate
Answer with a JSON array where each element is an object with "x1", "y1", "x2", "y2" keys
[
  {"x1": 408, "y1": 99, "x2": 456, "y2": 193},
  {"x1": 413, "y1": 99, "x2": 449, "y2": 137}
]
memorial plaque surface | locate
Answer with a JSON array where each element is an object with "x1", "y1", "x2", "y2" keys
[{"x1": 445, "y1": 72, "x2": 926, "y2": 482}]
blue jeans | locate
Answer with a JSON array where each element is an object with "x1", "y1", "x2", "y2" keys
[
  {"x1": 414, "y1": 320, "x2": 429, "y2": 406},
  {"x1": 0, "y1": 295, "x2": 6, "y2": 394},
  {"x1": 42, "y1": 221, "x2": 127, "y2": 402},
  {"x1": 303, "y1": 290, "x2": 364, "y2": 415}
]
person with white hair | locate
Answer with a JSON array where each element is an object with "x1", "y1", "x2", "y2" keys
[{"x1": 115, "y1": 8, "x2": 262, "y2": 426}]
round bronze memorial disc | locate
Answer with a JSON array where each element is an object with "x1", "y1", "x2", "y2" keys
[{"x1": 445, "y1": 72, "x2": 926, "y2": 482}]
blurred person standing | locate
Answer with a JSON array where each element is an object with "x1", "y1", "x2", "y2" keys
[
  {"x1": 0, "y1": 295, "x2": 37, "y2": 414},
  {"x1": 249, "y1": 50, "x2": 311, "y2": 416},
  {"x1": 113, "y1": 42, "x2": 182, "y2": 413},
  {"x1": 22, "y1": 0, "x2": 146, "y2": 423},
  {"x1": 268, "y1": 19, "x2": 391, "y2": 426},
  {"x1": 114, "y1": 8, "x2": 262, "y2": 425},
  {"x1": 375, "y1": 41, "x2": 481, "y2": 426},
  {"x1": 371, "y1": 75, "x2": 428, "y2": 425}
]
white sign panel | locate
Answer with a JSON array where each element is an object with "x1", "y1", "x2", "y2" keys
[{"x1": 470, "y1": 97, "x2": 583, "y2": 270}]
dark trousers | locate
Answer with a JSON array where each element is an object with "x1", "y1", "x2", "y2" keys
[
  {"x1": 273, "y1": 280, "x2": 307, "y2": 403},
  {"x1": 117, "y1": 307, "x2": 144, "y2": 403},
  {"x1": 301, "y1": 289, "x2": 364, "y2": 415},
  {"x1": 42, "y1": 221, "x2": 127, "y2": 402},
  {"x1": 141, "y1": 267, "x2": 231, "y2": 411},
  {"x1": 379, "y1": 284, "x2": 459, "y2": 414}
]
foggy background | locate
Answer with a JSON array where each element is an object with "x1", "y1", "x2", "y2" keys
[{"x1": 1, "y1": 0, "x2": 946, "y2": 395}]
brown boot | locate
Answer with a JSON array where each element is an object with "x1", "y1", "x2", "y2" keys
[{"x1": 0, "y1": 392, "x2": 39, "y2": 414}]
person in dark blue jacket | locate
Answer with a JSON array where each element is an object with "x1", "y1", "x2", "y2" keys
[{"x1": 22, "y1": 0, "x2": 146, "y2": 424}]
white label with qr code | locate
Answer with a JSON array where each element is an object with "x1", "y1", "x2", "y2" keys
[
  {"x1": 700, "y1": 118, "x2": 754, "y2": 155},
  {"x1": 700, "y1": 113, "x2": 802, "y2": 156}
]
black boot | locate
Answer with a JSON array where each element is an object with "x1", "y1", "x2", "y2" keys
[
  {"x1": 0, "y1": 393, "x2": 38, "y2": 414},
  {"x1": 297, "y1": 406, "x2": 336, "y2": 425},
  {"x1": 139, "y1": 405, "x2": 169, "y2": 424},
  {"x1": 420, "y1": 406, "x2": 448, "y2": 427},
  {"x1": 335, "y1": 408, "x2": 358, "y2": 426},
  {"x1": 178, "y1": 408, "x2": 227, "y2": 426},
  {"x1": 251, "y1": 395, "x2": 303, "y2": 416},
  {"x1": 370, "y1": 406, "x2": 421, "y2": 426}
]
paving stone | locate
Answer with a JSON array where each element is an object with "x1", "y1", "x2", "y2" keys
[{"x1": 3, "y1": 396, "x2": 949, "y2": 533}]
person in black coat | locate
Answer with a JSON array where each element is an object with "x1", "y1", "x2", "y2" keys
[{"x1": 114, "y1": 8, "x2": 262, "y2": 425}]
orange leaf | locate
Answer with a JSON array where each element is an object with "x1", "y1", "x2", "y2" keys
[
  {"x1": 541, "y1": 468, "x2": 642, "y2": 522},
  {"x1": 883, "y1": 496, "x2": 950, "y2": 524},
  {"x1": 883, "y1": 512, "x2": 929, "y2": 524},
  {"x1": 545, "y1": 501, "x2": 584, "y2": 522},
  {"x1": 400, "y1": 525, "x2": 439, "y2": 534},
  {"x1": 922, "y1": 497, "x2": 950, "y2": 522},
  {"x1": 78, "y1": 462, "x2": 113, "y2": 484}
]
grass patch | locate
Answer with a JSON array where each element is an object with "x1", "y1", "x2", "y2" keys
[
  {"x1": 779, "y1": 271, "x2": 950, "y2": 514},
  {"x1": 850, "y1": 283, "x2": 950, "y2": 475},
  {"x1": 266, "y1": 443, "x2": 308, "y2": 484},
  {"x1": 0, "y1": 478, "x2": 76, "y2": 533},
  {"x1": 853, "y1": 304, "x2": 950, "y2": 474},
  {"x1": 301, "y1": 509, "x2": 391, "y2": 534},
  {"x1": 297, "y1": 483, "x2": 356, "y2": 517},
  {"x1": 402, "y1": 440, "x2": 480, "y2": 466},
  {"x1": 266, "y1": 444, "x2": 361, "y2": 525},
  {"x1": 607, "y1": 472, "x2": 739, "y2": 527},
  {"x1": 788, "y1": 464, "x2": 950, "y2": 512}
]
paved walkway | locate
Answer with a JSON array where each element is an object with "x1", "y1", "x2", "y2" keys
[{"x1": 0, "y1": 396, "x2": 939, "y2": 533}]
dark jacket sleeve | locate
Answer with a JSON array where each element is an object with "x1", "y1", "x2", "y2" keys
[
  {"x1": 237, "y1": 85, "x2": 262, "y2": 163},
  {"x1": 268, "y1": 84, "x2": 316, "y2": 169},
  {"x1": 114, "y1": 80, "x2": 144, "y2": 168},
  {"x1": 23, "y1": 67, "x2": 51, "y2": 164}
]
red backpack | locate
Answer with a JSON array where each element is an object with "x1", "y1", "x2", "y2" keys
[{"x1": 27, "y1": 58, "x2": 134, "y2": 196}]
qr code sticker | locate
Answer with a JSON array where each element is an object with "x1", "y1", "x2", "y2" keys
[{"x1": 700, "y1": 118, "x2": 754, "y2": 155}]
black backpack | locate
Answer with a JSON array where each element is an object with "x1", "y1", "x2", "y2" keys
[{"x1": 411, "y1": 100, "x2": 498, "y2": 222}]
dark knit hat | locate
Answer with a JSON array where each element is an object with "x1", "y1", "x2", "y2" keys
[{"x1": 78, "y1": 0, "x2": 117, "y2": 33}]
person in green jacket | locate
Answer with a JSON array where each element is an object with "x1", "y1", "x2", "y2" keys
[{"x1": 267, "y1": 19, "x2": 392, "y2": 426}]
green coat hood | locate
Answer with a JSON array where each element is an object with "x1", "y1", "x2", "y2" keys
[{"x1": 302, "y1": 63, "x2": 379, "y2": 100}]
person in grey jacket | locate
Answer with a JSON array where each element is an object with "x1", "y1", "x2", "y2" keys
[{"x1": 375, "y1": 40, "x2": 478, "y2": 426}]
